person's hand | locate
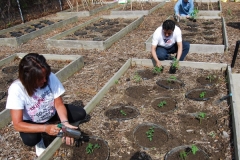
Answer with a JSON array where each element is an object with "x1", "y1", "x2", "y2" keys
[
  {"x1": 156, "y1": 60, "x2": 161, "y2": 67},
  {"x1": 186, "y1": 15, "x2": 190, "y2": 19},
  {"x1": 62, "y1": 136, "x2": 75, "y2": 146},
  {"x1": 45, "y1": 124, "x2": 61, "y2": 136}
]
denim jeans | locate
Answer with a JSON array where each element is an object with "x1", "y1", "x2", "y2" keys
[{"x1": 156, "y1": 41, "x2": 190, "y2": 61}]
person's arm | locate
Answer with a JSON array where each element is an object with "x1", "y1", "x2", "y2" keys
[
  {"x1": 188, "y1": 0, "x2": 194, "y2": 16},
  {"x1": 10, "y1": 109, "x2": 59, "y2": 135},
  {"x1": 151, "y1": 45, "x2": 161, "y2": 67},
  {"x1": 174, "y1": 0, "x2": 181, "y2": 15}
]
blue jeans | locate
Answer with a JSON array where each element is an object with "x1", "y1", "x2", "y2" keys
[{"x1": 156, "y1": 41, "x2": 190, "y2": 61}]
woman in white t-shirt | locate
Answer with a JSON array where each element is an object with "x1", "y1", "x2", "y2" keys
[
  {"x1": 151, "y1": 20, "x2": 190, "y2": 68},
  {"x1": 6, "y1": 53, "x2": 88, "y2": 156}
]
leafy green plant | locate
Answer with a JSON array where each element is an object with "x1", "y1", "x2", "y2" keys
[
  {"x1": 199, "y1": 91, "x2": 206, "y2": 98},
  {"x1": 120, "y1": 110, "x2": 127, "y2": 116},
  {"x1": 171, "y1": 58, "x2": 179, "y2": 69},
  {"x1": 190, "y1": 8, "x2": 199, "y2": 19},
  {"x1": 179, "y1": 145, "x2": 199, "y2": 160},
  {"x1": 146, "y1": 127, "x2": 154, "y2": 141},
  {"x1": 197, "y1": 112, "x2": 206, "y2": 124},
  {"x1": 157, "y1": 100, "x2": 166, "y2": 108},
  {"x1": 167, "y1": 75, "x2": 177, "y2": 83},
  {"x1": 133, "y1": 73, "x2": 141, "y2": 83},
  {"x1": 153, "y1": 66, "x2": 163, "y2": 74},
  {"x1": 86, "y1": 143, "x2": 100, "y2": 154}
]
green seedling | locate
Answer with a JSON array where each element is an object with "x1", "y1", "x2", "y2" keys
[
  {"x1": 153, "y1": 66, "x2": 163, "y2": 74},
  {"x1": 199, "y1": 91, "x2": 206, "y2": 98},
  {"x1": 120, "y1": 110, "x2": 127, "y2": 116},
  {"x1": 86, "y1": 143, "x2": 100, "y2": 154},
  {"x1": 146, "y1": 127, "x2": 154, "y2": 141},
  {"x1": 133, "y1": 73, "x2": 141, "y2": 83},
  {"x1": 206, "y1": 75, "x2": 216, "y2": 82},
  {"x1": 190, "y1": 8, "x2": 199, "y2": 20},
  {"x1": 227, "y1": 8, "x2": 232, "y2": 16},
  {"x1": 197, "y1": 112, "x2": 206, "y2": 124},
  {"x1": 167, "y1": 75, "x2": 177, "y2": 83},
  {"x1": 171, "y1": 58, "x2": 179, "y2": 69},
  {"x1": 179, "y1": 144, "x2": 199, "y2": 160},
  {"x1": 115, "y1": 80, "x2": 119, "y2": 84},
  {"x1": 157, "y1": 100, "x2": 167, "y2": 108},
  {"x1": 208, "y1": 131, "x2": 216, "y2": 138}
]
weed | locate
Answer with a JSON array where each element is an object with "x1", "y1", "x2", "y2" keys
[
  {"x1": 199, "y1": 91, "x2": 206, "y2": 98},
  {"x1": 227, "y1": 8, "x2": 232, "y2": 16},
  {"x1": 206, "y1": 75, "x2": 216, "y2": 82},
  {"x1": 157, "y1": 100, "x2": 167, "y2": 108},
  {"x1": 115, "y1": 80, "x2": 119, "y2": 84},
  {"x1": 120, "y1": 110, "x2": 127, "y2": 116},
  {"x1": 146, "y1": 127, "x2": 154, "y2": 141},
  {"x1": 86, "y1": 143, "x2": 100, "y2": 154}
]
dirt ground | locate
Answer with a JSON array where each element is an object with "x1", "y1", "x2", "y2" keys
[{"x1": 0, "y1": 0, "x2": 239, "y2": 160}]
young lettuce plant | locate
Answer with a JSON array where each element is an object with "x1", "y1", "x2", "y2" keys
[
  {"x1": 86, "y1": 143, "x2": 100, "y2": 154},
  {"x1": 157, "y1": 100, "x2": 167, "y2": 108},
  {"x1": 179, "y1": 144, "x2": 199, "y2": 160},
  {"x1": 199, "y1": 91, "x2": 206, "y2": 98},
  {"x1": 146, "y1": 127, "x2": 154, "y2": 141}
]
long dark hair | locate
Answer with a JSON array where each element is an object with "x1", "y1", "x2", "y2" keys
[{"x1": 19, "y1": 53, "x2": 51, "y2": 96}]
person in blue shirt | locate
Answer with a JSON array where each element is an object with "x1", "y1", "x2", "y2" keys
[{"x1": 174, "y1": 0, "x2": 194, "y2": 19}]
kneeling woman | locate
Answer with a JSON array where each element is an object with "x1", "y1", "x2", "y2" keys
[{"x1": 6, "y1": 53, "x2": 87, "y2": 157}]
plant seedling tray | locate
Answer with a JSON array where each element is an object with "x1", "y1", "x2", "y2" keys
[
  {"x1": 195, "y1": 0, "x2": 222, "y2": 17},
  {"x1": 56, "y1": 2, "x2": 118, "y2": 18},
  {"x1": 37, "y1": 59, "x2": 239, "y2": 160},
  {"x1": 0, "y1": 53, "x2": 84, "y2": 129},
  {"x1": 145, "y1": 17, "x2": 228, "y2": 54},
  {"x1": 46, "y1": 15, "x2": 144, "y2": 50},
  {"x1": 0, "y1": 16, "x2": 78, "y2": 47},
  {"x1": 110, "y1": 2, "x2": 165, "y2": 16}
]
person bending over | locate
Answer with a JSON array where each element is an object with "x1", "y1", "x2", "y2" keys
[
  {"x1": 151, "y1": 20, "x2": 190, "y2": 67},
  {"x1": 6, "y1": 53, "x2": 87, "y2": 157},
  {"x1": 174, "y1": 0, "x2": 194, "y2": 19}
]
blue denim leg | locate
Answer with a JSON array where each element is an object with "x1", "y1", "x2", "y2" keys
[
  {"x1": 181, "y1": 41, "x2": 190, "y2": 61},
  {"x1": 156, "y1": 46, "x2": 168, "y2": 60}
]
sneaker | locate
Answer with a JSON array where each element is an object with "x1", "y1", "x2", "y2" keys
[{"x1": 35, "y1": 138, "x2": 46, "y2": 157}]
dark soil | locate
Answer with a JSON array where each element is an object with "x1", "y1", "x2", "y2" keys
[
  {"x1": 194, "y1": 2, "x2": 220, "y2": 10},
  {"x1": 105, "y1": 105, "x2": 139, "y2": 120},
  {"x1": 196, "y1": 75, "x2": 218, "y2": 86},
  {"x1": 125, "y1": 85, "x2": 151, "y2": 99},
  {"x1": 63, "y1": 18, "x2": 135, "y2": 41},
  {"x1": 185, "y1": 88, "x2": 218, "y2": 101},
  {"x1": 156, "y1": 78, "x2": 184, "y2": 89},
  {"x1": 151, "y1": 97, "x2": 177, "y2": 113}
]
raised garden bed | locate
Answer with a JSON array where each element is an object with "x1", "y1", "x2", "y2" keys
[
  {"x1": 194, "y1": 0, "x2": 222, "y2": 17},
  {"x1": 0, "y1": 53, "x2": 84, "y2": 129},
  {"x1": 47, "y1": 15, "x2": 143, "y2": 50},
  {"x1": 145, "y1": 17, "x2": 228, "y2": 54},
  {"x1": 110, "y1": 2, "x2": 165, "y2": 16},
  {"x1": 38, "y1": 59, "x2": 237, "y2": 160},
  {"x1": 0, "y1": 16, "x2": 78, "y2": 47},
  {"x1": 57, "y1": 2, "x2": 118, "y2": 18}
]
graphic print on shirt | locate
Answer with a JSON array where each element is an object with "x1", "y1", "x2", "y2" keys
[
  {"x1": 26, "y1": 86, "x2": 55, "y2": 123},
  {"x1": 164, "y1": 38, "x2": 172, "y2": 44}
]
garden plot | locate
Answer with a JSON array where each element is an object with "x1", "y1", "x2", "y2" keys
[
  {"x1": 38, "y1": 59, "x2": 238, "y2": 160},
  {"x1": 110, "y1": 1, "x2": 165, "y2": 16},
  {"x1": 145, "y1": 17, "x2": 228, "y2": 54},
  {"x1": 0, "y1": 16, "x2": 78, "y2": 47},
  {"x1": 47, "y1": 15, "x2": 143, "y2": 50},
  {"x1": 0, "y1": 53, "x2": 84, "y2": 129},
  {"x1": 195, "y1": 0, "x2": 222, "y2": 17},
  {"x1": 56, "y1": 2, "x2": 118, "y2": 18}
]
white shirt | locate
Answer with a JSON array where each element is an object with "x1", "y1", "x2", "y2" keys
[
  {"x1": 152, "y1": 25, "x2": 182, "y2": 48},
  {"x1": 6, "y1": 73, "x2": 65, "y2": 123}
]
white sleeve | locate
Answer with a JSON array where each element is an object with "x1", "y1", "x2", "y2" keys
[
  {"x1": 6, "y1": 82, "x2": 25, "y2": 110},
  {"x1": 48, "y1": 73, "x2": 65, "y2": 99},
  {"x1": 152, "y1": 27, "x2": 161, "y2": 46},
  {"x1": 175, "y1": 27, "x2": 182, "y2": 42}
]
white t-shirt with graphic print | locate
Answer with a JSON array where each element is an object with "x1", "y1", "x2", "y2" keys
[
  {"x1": 152, "y1": 25, "x2": 182, "y2": 49},
  {"x1": 6, "y1": 73, "x2": 65, "y2": 123}
]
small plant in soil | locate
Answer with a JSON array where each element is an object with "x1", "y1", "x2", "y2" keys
[
  {"x1": 167, "y1": 75, "x2": 177, "y2": 83},
  {"x1": 120, "y1": 109, "x2": 127, "y2": 116},
  {"x1": 179, "y1": 144, "x2": 199, "y2": 160},
  {"x1": 196, "y1": 112, "x2": 206, "y2": 124},
  {"x1": 208, "y1": 131, "x2": 216, "y2": 138},
  {"x1": 157, "y1": 100, "x2": 167, "y2": 108},
  {"x1": 190, "y1": 8, "x2": 199, "y2": 22},
  {"x1": 153, "y1": 66, "x2": 163, "y2": 74},
  {"x1": 146, "y1": 127, "x2": 154, "y2": 141},
  {"x1": 206, "y1": 75, "x2": 216, "y2": 82},
  {"x1": 86, "y1": 143, "x2": 100, "y2": 154},
  {"x1": 133, "y1": 73, "x2": 142, "y2": 83},
  {"x1": 199, "y1": 91, "x2": 206, "y2": 98},
  {"x1": 115, "y1": 80, "x2": 119, "y2": 84},
  {"x1": 169, "y1": 58, "x2": 179, "y2": 74}
]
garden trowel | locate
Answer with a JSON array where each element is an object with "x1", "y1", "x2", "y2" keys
[{"x1": 213, "y1": 93, "x2": 232, "y2": 105}]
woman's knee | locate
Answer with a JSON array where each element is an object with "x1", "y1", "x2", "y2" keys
[{"x1": 20, "y1": 132, "x2": 42, "y2": 146}]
